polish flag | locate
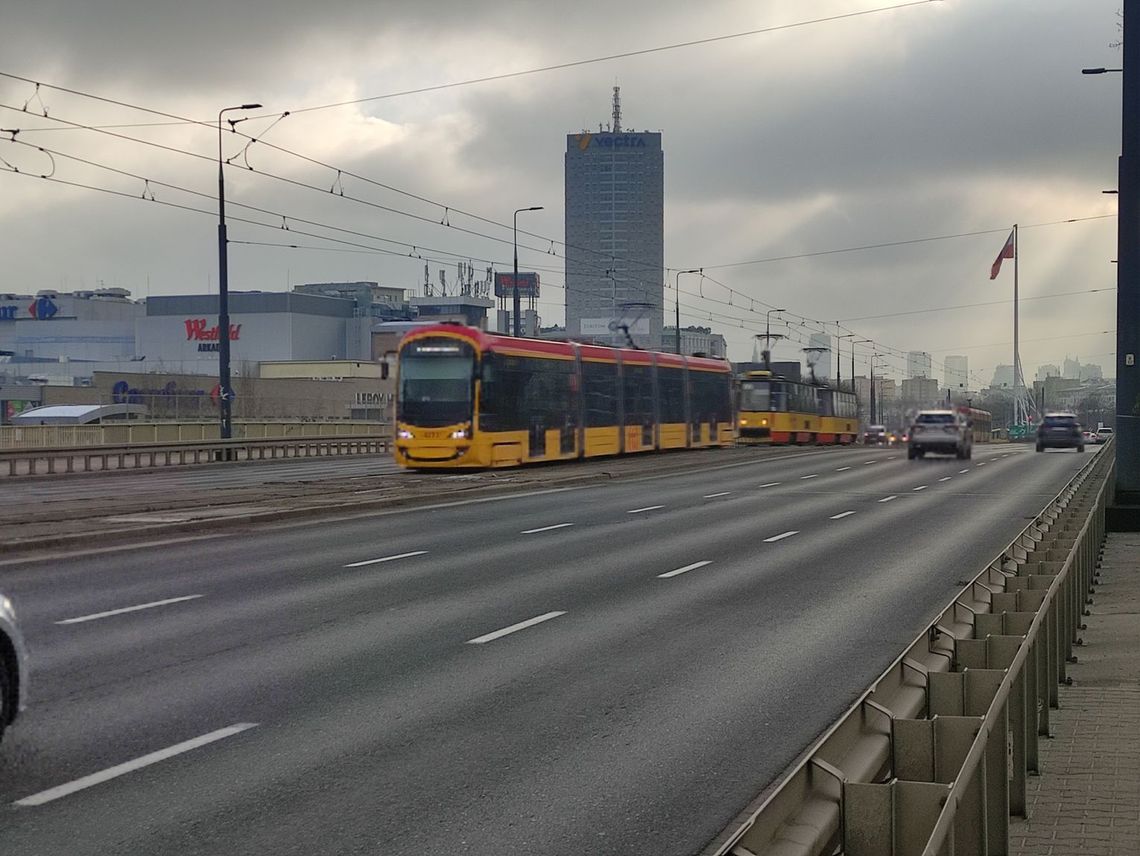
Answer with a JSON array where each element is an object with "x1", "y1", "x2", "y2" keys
[{"x1": 990, "y1": 230, "x2": 1015, "y2": 279}]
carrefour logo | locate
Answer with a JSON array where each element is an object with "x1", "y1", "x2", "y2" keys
[
  {"x1": 575, "y1": 133, "x2": 648, "y2": 151},
  {"x1": 28, "y1": 296, "x2": 58, "y2": 319}
]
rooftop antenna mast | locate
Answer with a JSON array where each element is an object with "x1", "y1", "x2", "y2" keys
[{"x1": 611, "y1": 86, "x2": 621, "y2": 133}]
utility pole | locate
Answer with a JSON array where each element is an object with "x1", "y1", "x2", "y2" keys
[{"x1": 1118, "y1": 0, "x2": 1139, "y2": 503}]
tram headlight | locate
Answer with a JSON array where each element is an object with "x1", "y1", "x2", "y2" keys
[
  {"x1": 740, "y1": 418, "x2": 749, "y2": 426},
  {"x1": 397, "y1": 429, "x2": 414, "y2": 440},
  {"x1": 450, "y1": 429, "x2": 470, "y2": 440}
]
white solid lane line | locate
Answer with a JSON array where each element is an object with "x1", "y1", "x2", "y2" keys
[
  {"x1": 56, "y1": 595, "x2": 203, "y2": 626},
  {"x1": 913, "y1": 485, "x2": 928, "y2": 492},
  {"x1": 521, "y1": 523, "x2": 574, "y2": 534},
  {"x1": 759, "y1": 482, "x2": 781, "y2": 488},
  {"x1": 939, "y1": 477, "x2": 952, "y2": 482},
  {"x1": 800, "y1": 474, "x2": 819, "y2": 480},
  {"x1": 830, "y1": 511, "x2": 856, "y2": 520},
  {"x1": 763, "y1": 530, "x2": 799, "y2": 542},
  {"x1": 703, "y1": 492, "x2": 732, "y2": 498},
  {"x1": 628, "y1": 505, "x2": 665, "y2": 514},
  {"x1": 658, "y1": 560, "x2": 713, "y2": 579},
  {"x1": 344, "y1": 550, "x2": 428, "y2": 568},
  {"x1": 836, "y1": 466, "x2": 852, "y2": 472},
  {"x1": 466, "y1": 611, "x2": 567, "y2": 644},
  {"x1": 14, "y1": 723, "x2": 258, "y2": 807},
  {"x1": 879, "y1": 495, "x2": 898, "y2": 503}
]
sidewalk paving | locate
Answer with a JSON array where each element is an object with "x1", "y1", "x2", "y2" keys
[{"x1": 1010, "y1": 532, "x2": 1140, "y2": 856}]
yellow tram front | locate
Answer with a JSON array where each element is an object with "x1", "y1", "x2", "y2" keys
[{"x1": 394, "y1": 328, "x2": 485, "y2": 468}]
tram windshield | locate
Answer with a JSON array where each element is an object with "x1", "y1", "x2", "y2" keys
[
  {"x1": 397, "y1": 338, "x2": 475, "y2": 427},
  {"x1": 738, "y1": 380, "x2": 771, "y2": 411}
]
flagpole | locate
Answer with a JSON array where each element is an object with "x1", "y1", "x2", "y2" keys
[{"x1": 1013, "y1": 223, "x2": 1020, "y2": 426}]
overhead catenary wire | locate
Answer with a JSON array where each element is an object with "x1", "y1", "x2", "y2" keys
[
  {"x1": 0, "y1": 150, "x2": 1090, "y2": 390},
  {"x1": 0, "y1": 103, "x2": 1112, "y2": 384}
]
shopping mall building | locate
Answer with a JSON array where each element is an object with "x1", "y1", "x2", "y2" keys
[{"x1": 0, "y1": 283, "x2": 493, "y2": 423}]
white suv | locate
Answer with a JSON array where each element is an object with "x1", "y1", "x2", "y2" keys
[{"x1": 907, "y1": 410, "x2": 972, "y2": 460}]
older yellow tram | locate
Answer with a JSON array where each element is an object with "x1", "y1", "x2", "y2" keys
[{"x1": 736, "y1": 370, "x2": 859, "y2": 445}]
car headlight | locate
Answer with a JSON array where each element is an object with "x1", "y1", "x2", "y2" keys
[
  {"x1": 450, "y1": 429, "x2": 470, "y2": 440},
  {"x1": 397, "y1": 429, "x2": 414, "y2": 440}
]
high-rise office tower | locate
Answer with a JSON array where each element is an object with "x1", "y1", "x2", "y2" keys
[
  {"x1": 807, "y1": 332, "x2": 832, "y2": 380},
  {"x1": 564, "y1": 88, "x2": 664, "y2": 347},
  {"x1": 907, "y1": 350, "x2": 933, "y2": 380},
  {"x1": 944, "y1": 355, "x2": 969, "y2": 390}
]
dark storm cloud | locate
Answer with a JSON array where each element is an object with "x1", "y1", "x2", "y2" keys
[{"x1": 0, "y1": 0, "x2": 1125, "y2": 381}]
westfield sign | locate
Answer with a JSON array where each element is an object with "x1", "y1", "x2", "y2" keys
[{"x1": 185, "y1": 318, "x2": 242, "y2": 352}]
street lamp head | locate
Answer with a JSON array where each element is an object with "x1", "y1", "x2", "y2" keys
[
  {"x1": 527, "y1": 206, "x2": 544, "y2": 212},
  {"x1": 242, "y1": 103, "x2": 263, "y2": 110},
  {"x1": 1081, "y1": 67, "x2": 1121, "y2": 75}
]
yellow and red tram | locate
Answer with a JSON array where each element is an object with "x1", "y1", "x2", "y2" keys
[
  {"x1": 736, "y1": 371, "x2": 859, "y2": 446},
  {"x1": 394, "y1": 324, "x2": 734, "y2": 469}
]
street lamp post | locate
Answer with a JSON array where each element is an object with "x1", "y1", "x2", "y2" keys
[
  {"x1": 763, "y1": 308, "x2": 786, "y2": 371},
  {"x1": 217, "y1": 103, "x2": 261, "y2": 443},
  {"x1": 870, "y1": 353, "x2": 885, "y2": 425},
  {"x1": 674, "y1": 269, "x2": 701, "y2": 354},
  {"x1": 513, "y1": 206, "x2": 543, "y2": 337}
]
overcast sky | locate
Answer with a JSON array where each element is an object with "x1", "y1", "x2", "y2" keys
[{"x1": 0, "y1": 0, "x2": 1124, "y2": 385}]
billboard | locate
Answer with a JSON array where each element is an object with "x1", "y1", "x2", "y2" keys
[{"x1": 494, "y1": 272, "x2": 540, "y2": 299}]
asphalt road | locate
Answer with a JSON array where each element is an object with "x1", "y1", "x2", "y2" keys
[{"x1": 0, "y1": 443, "x2": 1100, "y2": 855}]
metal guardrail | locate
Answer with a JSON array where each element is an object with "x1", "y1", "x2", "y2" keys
[
  {"x1": 0, "y1": 420, "x2": 386, "y2": 449},
  {"x1": 0, "y1": 434, "x2": 392, "y2": 477},
  {"x1": 711, "y1": 442, "x2": 1113, "y2": 856}
]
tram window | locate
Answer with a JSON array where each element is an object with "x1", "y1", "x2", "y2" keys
[
  {"x1": 657, "y1": 366, "x2": 686, "y2": 423},
  {"x1": 818, "y1": 390, "x2": 835, "y2": 417},
  {"x1": 623, "y1": 364, "x2": 654, "y2": 426},
  {"x1": 689, "y1": 370, "x2": 731, "y2": 424},
  {"x1": 480, "y1": 353, "x2": 575, "y2": 432},
  {"x1": 768, "y1": 381, "x2": 788, "y2": 412},
  {"x1": 582, "y1": 360, "x2": 619, "y2": 427}
]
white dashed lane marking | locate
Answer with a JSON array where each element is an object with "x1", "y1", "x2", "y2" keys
[
  {"x1": 627, "y1": 506, "x2": 664, "y2": 514},
  {"x1": 703, "y1": 492, "x2": 732, "y2": 499},
  {"x1": 830, "y1": 511, "x2": 856, "y2": 520},
  {"x1": 879, "y1": 495, "x2": 898, "y2": 503},
  {"x1": 521, "y1": 523, "x2": 574, "y2": 534},
  {"x1": 763, "y1": 531, "x2": 799, "y2": 543},
  {"x1": 466, "y1": 611, "x2": 567, "y2": 644},
  {"x1": 344, "y1": 551, "x2": 428, "y2": 569},
  {"x1": 658, "y1": 561, "x2": 713, "y2": 579},
  {"x1": 56, "y1": 595, "x2": 204, "y2": 625},
  {"x1": 14, "y1": 724, "x2": 258, "y2": 806}
]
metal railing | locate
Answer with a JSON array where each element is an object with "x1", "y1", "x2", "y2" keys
[
  {"x1": 711, "y1": 442, "x2": 1112, "y2": 856},
  {"x1": 0, "y1": 434, "x2": 392, "y2": 477}
]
